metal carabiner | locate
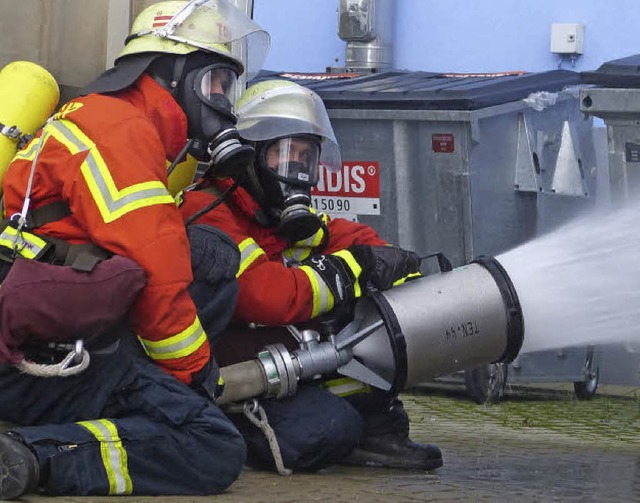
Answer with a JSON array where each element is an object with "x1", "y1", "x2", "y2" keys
[{"x1": 73, "y1": 339, "x2": 84, "y2": 365}]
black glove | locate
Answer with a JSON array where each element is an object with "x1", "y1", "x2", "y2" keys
[
  {"x1": 190, "y1": 356, "x2": 224, "y2": 401},
  {"x1": 348, "y1": 245, "x2": 421, "y2": 291}
]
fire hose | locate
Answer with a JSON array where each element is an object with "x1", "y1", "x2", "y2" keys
[{"x1": 216, "y1": 255, "x2": 524, "y2": 405}]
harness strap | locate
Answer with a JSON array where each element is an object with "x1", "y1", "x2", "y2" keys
[
  {"x1": 44, "y1": 236, "x2": 112, "y2": 270},
  {"x1": 25, "y1": 201, "x2": 72, "y2": 229},
  {"x1": 16, "y1": 201, "x2": 111, "y2": 270}
]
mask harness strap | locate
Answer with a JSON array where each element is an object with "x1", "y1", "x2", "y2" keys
[
  {"x1": 167, "y1": 138, "x2": 195, "y2": 177},
  {"x1": 169, "y1": 56, "x2": 188, "y2": 96},
  {"x1": 184, "y1": 179, "x2": 240, "y2": 227}
]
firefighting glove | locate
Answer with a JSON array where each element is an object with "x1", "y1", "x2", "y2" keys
[
  {"x1": 348, "y1": 244, "x2": 422, "y2": 291},
  {"x1": 190, "y1": 356, "x2": 224, "y2": 401},
  {"x1": 300, "y1": 250, "x2": 364, "y2": 312}
]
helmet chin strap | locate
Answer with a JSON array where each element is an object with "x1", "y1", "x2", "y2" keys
[
  {"x1": 147, "y1": 54, "x2": 187, "y2": 96},
  {"x1": 169, "y1": 56, "x2": 187, "y2": 96}
]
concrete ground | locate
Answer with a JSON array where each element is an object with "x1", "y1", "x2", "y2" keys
[{"x1": 12, "y1": 384, "x2": 640, "y2": 502}]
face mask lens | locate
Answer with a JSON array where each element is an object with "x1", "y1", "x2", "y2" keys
[
  {"x1": 265, "y1": 137, "x2": 320, "y2": 185},
  {"x1": 197, "y1": 66, "x2": 237, "y2": 102}
]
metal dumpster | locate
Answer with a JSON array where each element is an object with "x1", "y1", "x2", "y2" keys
[
  {"x1": 263, "y1": 69, "x2": 598, "y2": 265},
  {"x1": 581, "y1": 54, "x2": 640, "y2": 204},
  {"x1": 257, "y1": 69, "x2": 602, "y2": 399},
  {"x1": 579, "y1": 55, "x2": 640, "y2": 388}
]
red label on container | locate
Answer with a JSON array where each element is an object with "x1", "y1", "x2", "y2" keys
[
  {"x1": 432, "y1": 133, "x2": 455, "y2": 153},
  {"x1": 313, "y1": 161, "x2": 380, "y2": 197}
]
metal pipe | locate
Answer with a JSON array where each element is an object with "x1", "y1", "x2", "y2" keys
[
  {"x1": 217, "y1": 359, "x2": 268, "y2": 405},
  {"x1": 338, "y1": 0, "x2": 395, "y2": 72}
]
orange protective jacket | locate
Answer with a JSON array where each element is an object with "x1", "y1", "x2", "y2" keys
[
  {"x1": 3, "y1": 75, "x2": 209, "y2": 384},
  {"x1": 178, "y1": 180, "x2": 386, "y2": 325}
]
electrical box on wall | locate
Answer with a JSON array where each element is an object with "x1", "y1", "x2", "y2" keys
[{"x1": 551, "y1": 23, "x2": 585, "y2": 55}]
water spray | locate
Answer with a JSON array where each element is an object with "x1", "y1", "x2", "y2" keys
[{"x1": 216, "y1": 255, "x2": 524, "y2": 405}]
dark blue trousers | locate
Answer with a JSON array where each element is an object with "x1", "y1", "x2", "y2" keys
[
  {"x1": 0, "y1": 225, "x2": 246, "y2": 496},
  {"x1": 227, "y1": 384, "x2": 410, "y2": 472},
  {"x1": 0, "y1": 335, "x2": 245, "y2": 496},
  {"x1": 189, "y1": 224, "x2": 411, "y2": 474}
]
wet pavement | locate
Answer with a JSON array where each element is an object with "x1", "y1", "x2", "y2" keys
[{"x1": 15, "y1": 385, "x2": 640, "y2": 502}]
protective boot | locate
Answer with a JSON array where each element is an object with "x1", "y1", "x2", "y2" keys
[
  {"x1": 0, "y1": 433, "x2": 40, "y2": 500},
  {"x1": 342, "y1": 433, "x2": 443, "y2": 471}
]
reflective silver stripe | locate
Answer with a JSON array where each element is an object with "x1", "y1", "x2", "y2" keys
[
  {"x1": 138, "y1": 316, "x2": 207, "y2": 360},
  {"x1": 299, "y1": 265, "x2": 333, "y2": 317},
  {"x1": 78, "y1": 419, "x2": 132, "y2": 495},
  {"x1": 284, "y1": 225, "x2": 327, "y2": 263},
  {"x1": 47, "y1": 120, "x2": 174, "y2": 223},
  {"x1": 237, "y1": 238, "x2": 265, "y2": 277},
  {"x1": 0, "y1": 227, "x2": 47, "y2": 259},
  {"x1": 13, "y1": 136, "x2": 41, "y2": 161}
]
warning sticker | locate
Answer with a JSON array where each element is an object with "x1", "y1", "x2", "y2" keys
[
  {"x1": 432, "y1": 133, "x2": 455, "y2": 153},
  {"x1": 311, "y1": 161, "x2": 380, "y2": 215}
]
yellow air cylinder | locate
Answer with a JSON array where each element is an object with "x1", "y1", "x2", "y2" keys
[
  {"x1": 167, "y1": 154, "x2": 198, "y2": 196},
  {"x1": 0, "y1": 61, "x2": 60, "y2": 196}
]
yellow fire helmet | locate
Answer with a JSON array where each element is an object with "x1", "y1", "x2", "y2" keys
[
  {"x1": 119, "y1": 0, "x2": 270, "y2": 79},
  {"x1": 236, "y1": 80, "x2": 342, "y2": 172}
]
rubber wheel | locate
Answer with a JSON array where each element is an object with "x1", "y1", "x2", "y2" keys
[
  {"x1": 464, "y1": 363, "x2": 508, "y2": 404},
  {"x1": 573, "y1": 367, "x2": 599, "y2": 400}
]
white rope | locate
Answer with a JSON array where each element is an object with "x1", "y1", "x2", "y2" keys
[
  {"x1": 16, "y1": 348, "x2": 91, "y2": 377},
  {"x1": 228, "y1": 400, "x2": 293, "y2": 476}
]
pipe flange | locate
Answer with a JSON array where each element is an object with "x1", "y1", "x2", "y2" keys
[{"x1": 262, "y1": 343, "x2": 298, "y2": 399}]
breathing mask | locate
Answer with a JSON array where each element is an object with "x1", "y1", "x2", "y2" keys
[
  {"x1": 176, "y1": 62, "x2": 254, "y2": 177},
  {"x1": 253, "y1": 135, "x2": 323, "y2": 242}
]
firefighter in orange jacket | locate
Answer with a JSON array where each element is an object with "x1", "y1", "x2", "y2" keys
[
  {"x1": 179, "y1": 80, "x2": 443, "y2": 473},
  {"x1": 0, "y1": 1, "x2": 269, "y2": 499}
]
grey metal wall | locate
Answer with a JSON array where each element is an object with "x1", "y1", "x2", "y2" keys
[{"x1": 328, "y1": 96, "x2": 597, "y2": 268}]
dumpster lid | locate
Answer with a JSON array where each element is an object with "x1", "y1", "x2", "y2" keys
[
  {"x1": 251, "y1": 69, "x2": 580, "y2": 111},
  {"x1": 580, "y1": 54, "x2": 640, "y2": 88}
]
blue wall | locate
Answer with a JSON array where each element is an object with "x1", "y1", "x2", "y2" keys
[{"x1": 253, "y1": 0, "x2": 640, "y2": 74}]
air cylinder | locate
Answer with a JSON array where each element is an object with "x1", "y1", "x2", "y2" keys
[
  {"x1": 0, "y1": 61, "x2": 60, "y2": 196},
  {"x1": 350, "y1": 256, "x2": 524, "y2": 391}
]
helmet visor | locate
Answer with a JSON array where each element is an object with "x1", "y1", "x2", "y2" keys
[
  {"x1": 194, "y1": 64, "x2": 238, "y2": 103},
  {"x1": 146, "y1": 0, "x2": 269, "y2": 78},
  {"x1": 264, "y1": 137, "x2": 321, "y2": 186},
  {"x1": 238, "y1": 86, "x2": 341, "y2": 172}
]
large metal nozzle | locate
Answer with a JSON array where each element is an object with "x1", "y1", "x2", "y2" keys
[
  {"x1": 217, "y1": 255, "x2": 524, "y2": 405},
  {"x1": 344, "y1": 256, "x2": 524, "y2": 392}
]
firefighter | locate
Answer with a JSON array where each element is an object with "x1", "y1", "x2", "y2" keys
[
  {"x1": 178, "y1": 79, "x2": 443, "y2": 472},
  {"x1": 0, "y1": 1, "x2": 269, "y2": 498}
]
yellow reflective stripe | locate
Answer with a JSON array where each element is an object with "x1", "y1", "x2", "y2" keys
[
  {"x1": 138, "y1": 316, "x2": 207, "y2": 360},
  {"x1": 174, "y1": 189, "x2": 187, "y2": 207},
  {"x1": 331, "y1": 249, "x2": 362, "y2": 298},
  {"x1": 47, "y1": 119, "x2": 174, "y2": 223},
  {"x1": 13, "y1": 137, "x2": 41, "y2": 161},
  {"x1": 393, "y1": 271, "x2": 422, "y2": 287},
  {"x1": 323, "y1": 377, "x2": 371, "y2": 397},
  {"x1": 299, "y1": 264, "x2": 334, "y2": 317},
  {"x1": 77, "y1": 419, "x2": 132, "y2": 495},
  {"x1": 0, "y1": 227, "x2": 47, "y2": 259},
  {"x1": 237, "y1": 238, "x2": 265, "y2": 278}
]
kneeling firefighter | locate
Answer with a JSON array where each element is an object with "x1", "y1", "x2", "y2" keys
[
  {"x1": 0, "y1": 0, "x2": 270, "y2": 499},
  {"x1": 178, "y1": 79, "x2": 443, "y2": 473}
]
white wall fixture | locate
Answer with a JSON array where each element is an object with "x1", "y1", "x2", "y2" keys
[{"x1": 551, "y1": 23, "x2": 585, "y2": 55}]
